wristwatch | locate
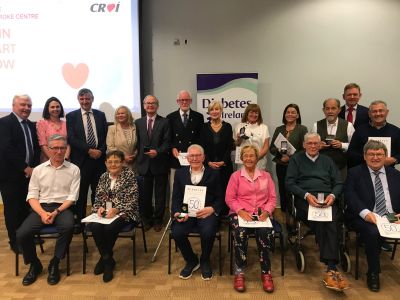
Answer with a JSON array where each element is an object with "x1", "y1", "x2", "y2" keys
[{"x1": 54, "y1": 208, "x2": 61, "y2": 215}]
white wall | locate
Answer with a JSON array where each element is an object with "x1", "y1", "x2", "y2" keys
[{"x1": 141, "y1": 0, "x2": 400, "y2": 130}]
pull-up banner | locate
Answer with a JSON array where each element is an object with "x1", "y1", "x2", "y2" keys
[{"x1": 196, "y1": 73, "x2": 258, "y2": 125}]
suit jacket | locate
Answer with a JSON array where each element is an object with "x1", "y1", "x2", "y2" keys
[
  {"x1": 134, "y1": 115, "x2": 171, "y2": 175},
  {"x1": 345, "y1": 164, "x2": 400, "y2": 221},
  {"x1": 0, "y1": 113, "x2": 40, "y2": 181},
  {"x1": 166, "y1": 109, "x2": 204, "y2": 168},
  {"x1": 339, "y1": 104, "x2": 369, "y2": 129},
  {"x1": 66, "y1": 109, "x2": 108, "y2": 167},
  {"x1": 171, "y1": 165, "x2": 223, "y2": 215}
]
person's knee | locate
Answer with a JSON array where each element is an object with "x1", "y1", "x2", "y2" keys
[{"x1": 171, "y1": 225, "x2": 188, "y2": 240}]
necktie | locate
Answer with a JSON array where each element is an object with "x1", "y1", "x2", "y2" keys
[
  {"x1": 183, "y1": 112, "x2": 188, "y2": 127},
  {"x1": 373, "y1": 171, "x2": 386, "y2": 216},
  {"x1": 347, "y1": 107, "x2": 354, "y2": 124},
  {"x1": 86, "y1": 112, "x2": 96, "y2": 148},
  {"x1": 21, "y1": 120, "x2": 34, "y2": 166},
  {"x1": 148, "y1": 118, "x2": 153, "y2": 139}
]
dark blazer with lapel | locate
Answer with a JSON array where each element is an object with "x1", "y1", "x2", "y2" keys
[
  {"x1": 166, "y1": 109, "x2": 204, "y2": 168},
  {"x1": 66, "y1": 109, "x2": 108, "y2": 168},
  {"x1": 339, "y1": 104, "x2": 369, "y2": 129},
  {"x1": 345, "y1": 164, "x2": 400, "y2": 221},
  {"x1": 171, "y1": 165, "x2": 223, "y2": 215},
  {"x1": 135, "y1": 115, "x2": 171, "y2": 175},
  {"x1": 0, "y1": 113, "x2": 40, "y2": 181}
]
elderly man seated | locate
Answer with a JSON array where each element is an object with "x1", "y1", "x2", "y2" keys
[
  {"x1": 286, "y1": 132, "x2": 350, "y2": 291},
  {"x1": 16, "y1": 134, "x2": 80, "y2": 286},
  {"x1": 171, "y1": 144, "x2": 223, "y2": 281},
  {"x1": 345, "y1": 140, "x2": 400, "y2": 292}
]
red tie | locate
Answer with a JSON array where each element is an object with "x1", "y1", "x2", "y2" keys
[
  {"x1": 347, "y1": 107, "x2": 354, "y2": 123},
  {"x1": 147, "y1": 118, "x2": 153, "y2": 139}
]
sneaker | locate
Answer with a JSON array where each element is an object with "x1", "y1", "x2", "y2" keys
[
  {"x1": 179, "y1": 259, "x2": 200, "y2": 279},
  {"x1": 261, "y1": 273, "x2": 274, "y2": 293},
  {"x1": 233, "y1": 273, "x2": 245, "y2": 292},
  {"x1": 335, "y1": 271, "x2": 350, "y2": 290},
  {"x1": 200, "y1": 261, "x2": 213, "y2": 281},
  {"x1": 323, "y1": 271, "x2": 341, "y2": 291}
]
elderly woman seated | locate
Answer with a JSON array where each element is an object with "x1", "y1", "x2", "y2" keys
[
  {"x1": 225, "y1": 144, "x2": 276, "y2": 293},
  {"x1": 90, "y1": 150, "x2": 139, "y2": 282}
]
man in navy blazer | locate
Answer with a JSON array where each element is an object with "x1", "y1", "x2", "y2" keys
[
  {"x1": 171, "y1": 144, "x2": 222, "y2": 280},
  {"x1": 135, "y1": 95, "x2": 171, "y2": 232},
  {"x1": 345, "y1": 140, "x2": 400, "y2": 292},
  {"x1": 66, "y1": 88, "x2": 108, "y2": 226},
  {"x1": 0, "y1": 94, "x2": 40, "y2": 253},
  {"x1": 339, "y1": 83, "x2": 369, "y2": 129}
]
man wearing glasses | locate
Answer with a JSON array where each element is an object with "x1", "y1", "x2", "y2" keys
[
  {"x1": 135, "y1": 95, "x2": 171, "y2": 232},
  {"x1": 171, "y1": 144, "x2": 222, "y2": 280},
  {"x1": 166, "y1": 90, "x2": 204, "y2": 207},
  {"x1": 345, "y1": 140, "x2": 400, "y2": 292},
  {"x1": 16, "y1": 134, "x2": 80, "y2": 286}
]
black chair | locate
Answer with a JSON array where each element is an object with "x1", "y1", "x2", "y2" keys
[
  {"x1": 168, "y1": 226, "x2": 223, "y2": 276},
  {"x1": 229, "y1": 219, "x2": 285, "y2": 276},
  {"x1": 82, "y1": 221, "x2": 147, "y2": 275},
  {"x1": 15, "y1": 225, "x2": 70, "y2": 276}
]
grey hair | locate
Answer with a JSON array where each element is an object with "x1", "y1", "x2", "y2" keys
[
  {"x1": 48, "y1": 134, "x2": 67, "y2": 145},
  {"x1": 143, "y1": 95, "x2": 159, "y2": 105},
  {"x1": 369, "y1": 100, "x2": 387, "y2": 109},
  {"x1": 363, "y1": 140, "x2": 388, "y2": 156},
  {"x1": 304, "y1": 132, "x2": 321, "y2": 142},
  {"x1": 13, "y1": 94, "x2": 31, "y2": 104},
  {"x1": 77, "y1": 88, "x2": 94, "y2": 98},
  {"x1": 323, "y1": 98, "x2": 340, "y2": 108},
  {"x1": 177, "y1": 90, "x2": 192, "y2": 100},
  {"x1": 187, "y1": 144, "x2": 204, "y2": 155}
]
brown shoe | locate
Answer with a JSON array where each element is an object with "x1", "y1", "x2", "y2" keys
[
  {"x1": 323, "y1": 271, "x2": 341, "y2": 291},
  {"x1": 335, "y1": 271, "x2": 350, "y2": 290},
  {"x1": 234, "y1": 274, "x2": 245, "y2": 292}
]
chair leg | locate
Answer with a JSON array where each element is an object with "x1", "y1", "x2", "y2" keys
[
  {"x1": 133, "y1": 229, "x2": 136, "y2": 275},
  {"x1": 15, "y1": 253, "x2": 19, "y2": 276},
  {"x1": 140, "y1": 221, "x2": 148, "y2": 253},
  {"x1": 230, "y1": 233, "x2": 233, "y2": 275},
  {"x1": 279, "y1": 232, "x2": 285, "y2": 276},
  {"x1": 355, "y1": 234, "x2": 359, "y2": 280},
  {"x1": 168, "y1": 232, "x2": 172, "y2": 274},
  {"x1": 82, "y1": 235, "x2": 88, "y2": 274},
  {"x1": 218, "y1": 233, "x2": 222, "y2": 276},
  {"x1": 66, "y1": 246, "x2": 70, "y2": 276},
  {"x1": 391, "y1": 239, "x2": 398, "y2": 260}
]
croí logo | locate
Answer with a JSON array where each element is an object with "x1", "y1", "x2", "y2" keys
[{"x1": 90, "y1": 2, "x2": 120, "y2": 12}]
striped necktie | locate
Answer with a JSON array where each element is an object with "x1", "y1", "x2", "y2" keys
[
  {"x1": 373, "y1": 171, "x2": 386, "y2": 216},
  {"x1": 86, "y1": 112, "x2": 96, "y2": 148},
  {"x1": 21, "y1": 120, "x2": 34, "y2": 166}
]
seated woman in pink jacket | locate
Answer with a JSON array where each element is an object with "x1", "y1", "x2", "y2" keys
[{"x1": 225, "y1": 144, "x2": 276, "y2": 293}]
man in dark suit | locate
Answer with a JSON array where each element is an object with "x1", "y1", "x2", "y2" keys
[
  {"x1": 0, "y1": 94, "x2": 40, "y2": 253},
  {"x1": 339, "y1": 82, "x2": 369, "y2": 129},
  {"x1": 166, "y1": 90, "x2": 204, "y2": 203},
  {"x1": 66, "y1": 88, "x2": 108, "y2": 227},
  {"x1": 135, "y1": 95, "x2": 171, "y2": 232},
  {"x1": 345, "y1": 140, "x2": 400, "y2": 292},
  {"x1": 171, "y1": 144, "x2": 222, "y2": 280}
]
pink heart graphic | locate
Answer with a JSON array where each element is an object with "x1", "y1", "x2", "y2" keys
[
  {"x1": 62, "y1": 63, "x2": 89, "y2": 89},
  {"x1": 107, "y1": 4, "x2": 115, "y2": 12}
]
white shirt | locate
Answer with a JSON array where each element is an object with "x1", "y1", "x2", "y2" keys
[
  {"x1": 81, "y1": 108, "x2": 98, "y2": 147},
  {"x1": 26, "y1": 160, "x2": 80, "y2": 204},
  {"x1": 311, "y1": 118, "x2": 355, "y2": 151},
  {"x1": 359, "y1": 166, "x2": 393, "y2": 219},
  {"x1": 189, "y1": 165, "x2": 205, "y2": 185},
  {"x1": 180, "y1": 109, "x2": 190, "y2": 123}
]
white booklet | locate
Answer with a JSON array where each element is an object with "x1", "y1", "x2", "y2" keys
[
  {"x1": 81, "y1": 213, "x2": 119, "y2": 224},
  {"x1": 376, "y1": 214, "x2": 400, "y2": 239},
  {"x1": 273, "y1": 133, "x2": 296, "y2": 156},
  {"x1": 235, "y1": 146, "x2": 243, "y2": 164},
  {"x1": 177, "y1": 152, "x2": 190, "y2": 166},
  {"x1": 368, "y1": 137, "x2": 391, "y2": 157},
  {"x1": 183, "y1": 185, "x2": 206, "y2": 217},
  {"x1": 307, "y1": 205, "x2": 332, "y2": 222},
  {"x1": 238, "y1": 216, "x2": 273, "y2": 228}
]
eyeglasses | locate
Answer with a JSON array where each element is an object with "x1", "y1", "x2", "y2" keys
[
  {"x1": 48, "y1": 146, "x2": 67, "y2": 151},
  {"x1": 178, "y1": 99, "x2": 191, "y2": 103},
  {"x1": 145, "y1": 102, "x2": 157, "y2": 106},
  {"x1": 366, "y1": 153, "x2": 385, "y2": 158},
  {"x1": 106, "y1": 160, "x2": 122, "y2": 165},
  {"x1": 187, "y1": 154, "x2": 203, "y2": 159}
]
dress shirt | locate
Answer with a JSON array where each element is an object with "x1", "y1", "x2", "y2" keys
[
  {"x1": 189, "y1": 165, "x2": 205, "y2": 185},
  {"x1": 312, "y1": 118, "x2": 355, "y2": 151},
  {"x1": 345, "y1": 104, "x2": 358, "y2": 124},
  {"x1": 360, "y1": 166, "x2": 393, "y2": 219},
  {"x1": 26, "y1": 160, "x2": 80, "y2": 204},
  {"x1": 80, "y1": 108, "x2": 98, "y2": 147},
  {"x1": 180, "y1": 109, "x2": 190, "y2": 123},
  {"x1": 146, "y1": 115, "x2": 156, "y2": 131}
]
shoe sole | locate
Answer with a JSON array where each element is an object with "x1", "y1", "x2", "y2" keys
[
  {"x1": 322, "y1": 280, "x2": 343, "y2": 292},
  {"x1": 201, "y1": 274, "x2": 213, "y2": 281},
  {"x1": 179, "y1": 264, "x2": 200, "y2": 279}
]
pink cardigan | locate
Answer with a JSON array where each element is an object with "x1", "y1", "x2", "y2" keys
[{"x1": 225, "y1": 168, "x2": 276, "y2": 216}]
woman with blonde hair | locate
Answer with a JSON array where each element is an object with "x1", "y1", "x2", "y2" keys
[{"x1": 106, "y1": 106, "x2": 137, "y2": 171}]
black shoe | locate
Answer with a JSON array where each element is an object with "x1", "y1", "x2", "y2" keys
[
  {"x1": 47, "y1": 261, "x2": 60, "y2": 285},
  {"x1": 143, "y1": 223, "x2": 152, "y2": 232},
  {"x1": 73, "y1": 223, "x2": 82, "y2": 234},
  {"x1": 200, "y1": 261, "x2": 213, "y2": 281},
  {"x1": 10, "y1": 242, "x2": 23, "y2": 254},
  {"x1": 94, "y1": 258, "x2": 105, "y2": 275},
  {"x1": 103, "y1": 258, "x2": 115, "y2": 283},
  {"x1": 179, "y1": 258, "x2": 200, "y2": 279},
  {"x1": 367, "y1": 272, "x2": 380, "y2": 292},
  {"x1": 22, "y1": 261, "x2": 43, "y2": 286},
  {"x1": 153, "y1": 224, "x2": 163, "y2": 232},
  {"x1": 381, "y1": 242, "x2": 392, "y2": 252}
]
